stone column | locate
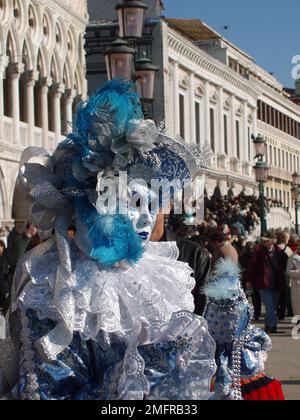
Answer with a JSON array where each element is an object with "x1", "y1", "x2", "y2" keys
[
  {"x1": 188, "y1": 72, "x2": 196, "y2": 144},
  {"x1": 172, "y1": 61, "x2": 180, "y2": 138},
  {"x1": 252, "y1": 108, "x2": 257, "y2": 162},
  {"x1": 242, "y1": 100, "x2": 248, "y2": 162},
  {"x1": 50, "y1": 83, "x2": 65, "y2": 144},
  {"x1": 7, "y1": 63, "x2": 24, "y2": 145},
  {"x1": 23, "y1": 70, "x2": 39, "y2": 144},
  {"x1": 0, "y1": 56, "x2": 9, "y2": 142},
  {"x1": 63, "y1": 89, "x2": 76, "y2": 134},
  {"x1": 230, "y1": 94, "x2": 236, "y2": 157},
  {"x1": 203, "y1": 80, "x2": 210, "y2": 145},
  {"x1": 218, "y1": 86, "x2": 224, "y2": 155},
  {"x1": 39, "y1": 77, "x2": 52, "y2": 149}
]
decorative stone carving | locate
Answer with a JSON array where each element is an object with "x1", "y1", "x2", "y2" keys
[
  {"x1": 0, "y1": 221, "x2": 14, "y2": 238},
  {"x1": 168, "y1": 32, "x2": 260, "y2": 100},
  {"x1": 7, "y1": 63, "x2": 25, "y2": 77},
  {"x1": 64, "y1": 0, "x2": 88, "y2": 18},
  {"x1": 23, "y1": 70, "x2": 40, "y2": 85}
]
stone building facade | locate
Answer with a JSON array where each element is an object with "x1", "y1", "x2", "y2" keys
[
  {"x1": 85, "y1": 2, "x2": 300, "y2": 220},
  {"x1": 0, "y1": 0, "x2": 88, "y2": 239}
]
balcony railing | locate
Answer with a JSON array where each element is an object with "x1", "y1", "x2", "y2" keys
[
  {"x1": 3, "y1": 117, "x2": 13, "y2": 144},
  {"x1": 20, "y1": 121, "x2": 28, "y2": 147},
  {"x1": 47, "y1": 131, "x2": 56, "y2": 152},
  {"x1": 259, "y1": 121, "x2": 300, "y2": 148},
  {"x1": 269, "y1": 165, "x2": 293, "y2": 181},
  {"x1": 1, "y1": 116, "x2": 59, "y2": 151},
  {"x1": 34, "y1": 127, "x2": 43, "y2": 147},
  {"x1": 267, "y1": 207, "x2": 293, "y2": 231}
]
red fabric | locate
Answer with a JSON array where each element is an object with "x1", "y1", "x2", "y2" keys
[
  {"x1": 245, "y1": 245, "x2": 287, "y2": 291},
  {"x1": 243, "y1": 379, "x2": 285, "y2": 401}
]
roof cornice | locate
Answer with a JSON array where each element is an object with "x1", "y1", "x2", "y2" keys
[
  {"x1": 167, "y1": 26, "x2": 261, "y2": 101},
  {"x1": 40, "y1": 0, "x2": 88, "y2": 27}
]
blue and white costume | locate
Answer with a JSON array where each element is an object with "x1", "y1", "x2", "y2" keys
[
  {"x1": 0, "y1": 80, "x2": 216, "y2": 400},
  {"x1": 203, "y1": 259, "x2": 272, "y2": 400}
]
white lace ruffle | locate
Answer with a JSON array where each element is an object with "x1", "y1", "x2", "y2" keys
[
  {"x1": 11, "y1": 242, "x2": 218, "y2": 401},
  {"x1": 17, "y1": 242, "x2": 195, "y2": 355}
]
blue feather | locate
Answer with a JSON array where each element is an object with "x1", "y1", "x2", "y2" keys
[
  {"x1": 75, "y1": 197, "x2": 144, "y2": 267},
  {"x1": 203, "y1": 258, "x2": 242, "y2": 300},
  {"x1": 73, "y1": 79, "x2": 143, "y2": 146},
  {"x1": 52, "y1": 80, "x2": 145, "y2": 266}
]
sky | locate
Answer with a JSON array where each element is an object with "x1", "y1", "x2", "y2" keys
[{"x1": 163, "y1": 0, "x2": 300, "y2": 88}]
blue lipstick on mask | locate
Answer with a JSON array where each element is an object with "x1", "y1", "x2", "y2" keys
[{"x1": 139, "y1": 232, "x2": 149, "y2": 241}]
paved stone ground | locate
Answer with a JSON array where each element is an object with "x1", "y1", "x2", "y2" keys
[{"x1": 256, "y1": 318, "x2": 300, "y2": 400}]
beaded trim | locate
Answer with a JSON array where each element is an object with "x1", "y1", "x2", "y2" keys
[{"x1": 19, "y1": 311, "x2": 40, "y2": 400}]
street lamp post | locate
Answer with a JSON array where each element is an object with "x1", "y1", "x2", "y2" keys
[
  {"x1": 135, "y1": 53, "x2": 159, "y2": 118},
  {"x1": 135, "y1": 54, "x2": 159, "y2": 100},
  {"x1": 105, "y1": 39, "x2": 136, "y2": 81},
  {"x1": 252, "y1": 134, "x2": 269, "y2": 237},
  {"x1": 292, "y1": 172, "x2": 300, "y2": 235},
  {"x1": 116, "y1": 0, "x2": 148, "y2": 40},
  {"x1": 103, "y1": 0, "x2": 159, "y2": 119}
]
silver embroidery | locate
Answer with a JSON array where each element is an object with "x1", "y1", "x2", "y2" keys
[{"x1": 19, "y1": 311, "x2": 40, "y2": 400}]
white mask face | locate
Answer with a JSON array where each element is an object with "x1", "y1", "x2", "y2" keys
[{"x1": 128, "y1": 182, "x2": 157, "y2": 246}]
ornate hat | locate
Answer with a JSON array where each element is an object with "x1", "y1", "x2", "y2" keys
[{"x1": 18, "y1": 80, "x2": 210, "y2": 267}]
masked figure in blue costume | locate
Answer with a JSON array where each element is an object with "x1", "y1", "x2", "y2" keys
[
  {"x1": 0, "y1": 80, "x2": 216, "y2": 400},
  {"x1": 203, "y1": 259, "x2": 284, "y2": 401}
]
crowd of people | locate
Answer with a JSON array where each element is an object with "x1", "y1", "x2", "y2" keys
[{"x1": 165, "y1": 192, "x2": 300, "y2": 334}]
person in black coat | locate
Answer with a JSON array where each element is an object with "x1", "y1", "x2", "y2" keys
[{"x1": 155, "y1": 216, "x2": 211, "y2": 316}]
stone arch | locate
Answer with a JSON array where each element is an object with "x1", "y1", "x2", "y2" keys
[
  {"x1": 36, "y1": 46, "x2": 49, "y2": 77},
  {"x1": 66, "y1": 25, "x2": 77, "y2": 65},
  {"x1": 74, "y1": 65, "x2": 85, "y2": 96},
  {"x1": 50, "y1": 53, "x2": 60, "y2": 83},
  {"x1": 42, "y1": 8, "x2": 55, "y2": 51},
  {"x1": 27, "y1": 0, "x2": 43, "y2": 44},
  {"x1": 5, "y1": 28, "x2": 20, "y2": 62},
  {"x1": 77, "y1": 32, "x2": 85, "y2": 66},
  {"x1": 0, "y1": 186, "x2": 6, "y2": 221},
  {"x1": 0, "y1": 24, "x2": 5, "y2": 55},
  {"x1": 54, "y1": 16, "x2": 67, "y2": 59},
  {"x1": 63, "y1": 59, "x2": 73, "y2": 89},
  {"x1": 21, "y1": 38, "x2": 34, "y2": 70},
  {"x1": 0, "y1": 166, "x2": 8, "y2": 220},
  {"x1": 12, "y1": 0, "x2": 28, "y2": 36},
  {"x1": 0, "y1": 0, "x2": 12, "y2": 27}
]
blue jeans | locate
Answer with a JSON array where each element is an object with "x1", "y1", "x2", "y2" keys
[{"x1": 259, "y1": 289, "x2": 279, "y2": 329}]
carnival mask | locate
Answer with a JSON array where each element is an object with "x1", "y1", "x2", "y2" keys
[{"x1": 127, "y1": 181, "x2": 158, "y2": 246}]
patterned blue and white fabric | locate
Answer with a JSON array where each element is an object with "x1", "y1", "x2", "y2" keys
[
  {"x1": 0, "y1": 242, "x2": 217, "y2": 400},
  {"x1": 203, "y1": 259, "x2": 272, "y2": 400}
]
